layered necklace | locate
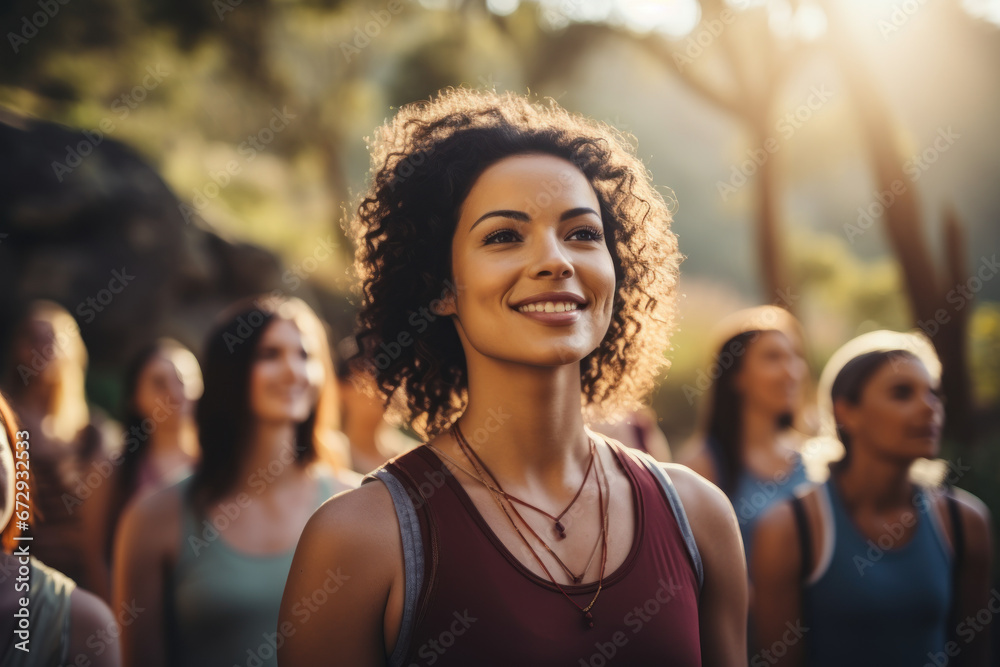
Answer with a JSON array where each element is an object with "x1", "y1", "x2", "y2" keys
[{"x1": 444, "y1": 421, "x2": 610, "y2": 629}]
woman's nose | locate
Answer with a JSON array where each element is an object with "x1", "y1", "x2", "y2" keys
[{"x1": 530, "y1": 230, "x2": 573, "y2": 278}]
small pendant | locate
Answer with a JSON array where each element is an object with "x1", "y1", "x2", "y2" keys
[
  {"x1": 555, "y1": 521, "x2": 566, "y2": 539},
  {"x1": 572, "y1": 574, "x2": 582, "y2": 584},
  {"x1": 584, "y1": 611, "x2": 594, "y2": 629}
]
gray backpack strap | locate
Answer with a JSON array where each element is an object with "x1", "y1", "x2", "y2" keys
[
  {"x1": 362, "y1": 467, "x2": 425, "y2": 667},
  {"x1": 629, "y1": 449, "x2": 705, "y2": 591}
]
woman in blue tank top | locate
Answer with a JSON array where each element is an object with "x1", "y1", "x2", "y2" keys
[
  {"x1": 681, "y1": 306, "x2": 813, "y2": 562},
  {"x1": 751, "y1": 331, "x2": 993, "y2": 666},
  {"x1": 112, "y1": 296, "x2": 359, "y2": 667}
]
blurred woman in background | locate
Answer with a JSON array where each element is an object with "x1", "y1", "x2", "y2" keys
[
  {"x1": 587, "y1": 405, "x2": 673, "y2": 461},
  {"x1": 333, "y1": 334, "x2": 419, "y2": 475},
  {"x1": 1, "y1": 300, "x2": 120, "y2": 600},
  {"x1": 106, "y1": 339, "x2": 202, "y2": 546},
  {"x1": 0, "y1": 392, "x2": 121, "y2": 667},
  {"x1": 113, "y1": 296, "x2": 359, "y2": 667},
  {"x1": 751, "y1": 331, "x2": 993, "y2": 666},
  {"x1": 682, "y1": 305, "x2": 813, "y2": 561}
]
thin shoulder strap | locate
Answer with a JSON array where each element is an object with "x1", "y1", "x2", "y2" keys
[
  {"x1": 790, "y1": 495, "x2": 812, "y2": 584},
  {"x1": 627, "y1": 447, "x2": 705, "y2": 591},
  {"x1": 362, "y1": 466, "x2": 425, "y2": 667},
  {"x1": 946, "y1": 492, "x2": 964, "y2": 568},
  {"x1": 945, "y1": 491, "x2": 964, "y2": 645}
]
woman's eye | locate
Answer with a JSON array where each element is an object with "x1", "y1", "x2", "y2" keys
[
  {"x1": 571, "y1": 227, "x2": 605, "y2": 242},
  {"x1": 483, "y1": 228, "x2": 519, "y2": 245},
  {"x1": 891, "y1": 385, "x2": 913, "y2": 400}
]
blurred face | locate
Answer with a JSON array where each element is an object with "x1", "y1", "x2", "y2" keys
[
  {"x1": 15, "y1": 317, "x2": 69, "y2": 384},
  {"x1": 835, "y1": 356, "x2": 944, "y2": 462},
  {"x1": 736, "y1": 331, "x2": 806, "y2": 417},
  {"x1": 133, "y1": 350, "x2": 200, "y2": 424},
  {"x1": 338, "y1": 371, "x2": 385, "y2": 428},
  {"x1": 443, "y1": 153, "x2": 617, "y2": 366},
  {"x1": 249, "y1": 319, "x2": 317, "y2": 424}
]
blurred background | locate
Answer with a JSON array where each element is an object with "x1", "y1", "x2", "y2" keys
[{"x1": 1, "y1": 0, "x2": 998, "y2": 463}]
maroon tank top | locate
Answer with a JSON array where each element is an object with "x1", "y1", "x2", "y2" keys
[{"x1": 381, "y1": 438, "x2": 702, "y2": 666}]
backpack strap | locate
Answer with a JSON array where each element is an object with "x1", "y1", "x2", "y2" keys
[{"x1": 790, "y1": 495, "x2": 812, "y2": 584}]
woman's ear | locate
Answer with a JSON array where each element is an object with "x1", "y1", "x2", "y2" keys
[
  {"x1": 832, "y1": 398, "x2": 858, "y2": 441},
  {"x1": 430, "y1": 291, "x2": 457, "y2": 317}
]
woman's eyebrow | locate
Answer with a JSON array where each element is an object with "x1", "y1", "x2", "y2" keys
[
  {"x1": 470, "y1": 209, "x2": 529, "y2": 231},
  {"x1": 469, "y1": 206, "x2": 600, "y2": 232}
]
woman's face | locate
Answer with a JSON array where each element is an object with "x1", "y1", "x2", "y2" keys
[
  {"x1": 249, "y1": 319, "x2": 316, "y2": 425},
  {"x1": 443, "y1": 153, "x2": 617, "y2": 367},
  {"x1": 16, "y1": 316, "x2": 70, "y2": 385},
  {"x1": 736, "y1": 330, "x2": 807, "y2": 417},
  {"x1": 133, "y1": 350, "x2": 199, "y2": 424},
  {"x1": 836, "y1": 356, "x2": 944, "y2": 462}
]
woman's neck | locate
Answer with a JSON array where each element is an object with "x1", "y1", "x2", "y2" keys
[
  {"x1": 833, "y1": 448, "x2": 913, "y2": 512},
  {"x1": 456, "y1": 360, "x2": 590, "y2": 488},
  {"x1": 147, "y1": 420, "x2": 198, "y2": 460},
  {"x1": 740, "y1": 406, "x2": 784, "y2": 454},
  {"x1": 235, "y1": 421, "x2": 307, "y2": 493}
]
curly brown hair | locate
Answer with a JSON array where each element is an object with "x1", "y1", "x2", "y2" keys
[{"x1": 346, "y1": 87, "x2": 682, "y2": 440}]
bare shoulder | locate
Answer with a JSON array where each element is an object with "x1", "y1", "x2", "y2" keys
[
  {"x1": 658, "y1": 463, "x2": 744, "y2": 564},
  {"x1": 68, "y1": 587, "x2": 121, "y2": 666},
  {"x1": 116, "y1": 478, "x2": 184, "y2": 556},
  {"x1": 659, "y1": 462, "x2": 732, "y2": 524},
  {"x1": 303, "y1": 479, "x2": 400, "y2": 549},
  {"x1": 289, "y1": 477, "x2": 403, "y2": 594},
  {"x1": 952, "y1": 487, "x2": 992, "y2": 525},
  {"x1": 930, "y1": 485, "x2": 993, "y2": 551}
]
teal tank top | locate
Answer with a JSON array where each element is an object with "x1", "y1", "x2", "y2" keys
[
  {"x1": 706, "y1": 438, "x2": 811, "y2": 562},
  {"x1": 802, "y1": 478, "x2": 952, "y2": 666},
  {"x1": 166, "y1": 474, "x2": 334, "y2": 667}
]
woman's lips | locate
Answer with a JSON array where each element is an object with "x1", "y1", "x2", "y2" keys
[{"x1": 512, "y1": 305, "x2": 585, "y2": 326}]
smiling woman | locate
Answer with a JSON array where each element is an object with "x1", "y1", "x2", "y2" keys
[
  {"x1": 279, "y1": 88, "x2": 748, "y2": 667},
  {"x1": 112, "y1": 296, "x2": 358, "y2": 667}
]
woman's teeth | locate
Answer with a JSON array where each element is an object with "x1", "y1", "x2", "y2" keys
[{"x1": 516, "y1": 302, "x2": 581, "y2": 313}]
